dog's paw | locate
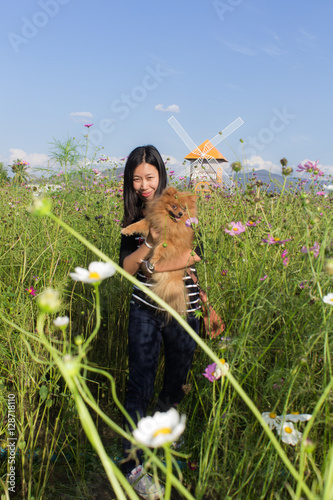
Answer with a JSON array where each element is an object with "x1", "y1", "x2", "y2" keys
[{"x1": 121, "y1": 228, "x2": 131, "y2": 236}]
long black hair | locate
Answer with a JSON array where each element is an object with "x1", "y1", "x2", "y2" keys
[{"x1": 122, "y1": 145, "x2": 167, "y2": 226}]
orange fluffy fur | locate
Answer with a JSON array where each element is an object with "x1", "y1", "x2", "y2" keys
[{"x1": 121, "y1": 186, "x2": 197, "y2": 317}]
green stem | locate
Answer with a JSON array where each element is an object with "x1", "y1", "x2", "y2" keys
[
  {"x1": 82, "y1": 283, "x2": 100, "y2": 351},
  {"x1": 164, "y1": 445, "x2": 172, "y2": 500},
  {"x1": 31, "y1": 203, "x2": 315, "y2": 500}
]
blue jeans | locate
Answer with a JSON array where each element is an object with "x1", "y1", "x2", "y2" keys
[{"x1": 122, "y1": 300, "x2": 198, "y2": 472}]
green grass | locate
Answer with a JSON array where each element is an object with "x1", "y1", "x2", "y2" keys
[{"x1": 0, "y1": 171, "x2": 333, "y2": 499}]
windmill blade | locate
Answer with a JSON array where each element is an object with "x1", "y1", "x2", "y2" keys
[
  {"x1": 175, "y1": 157, "x2": 201, "y2": 182},
  {"x1": 168, "y1": 116, "x2": 201, "y2": 156},
  {"x1": 206, "y1": 156, "x2": 234, "y2": 189},
  {"x1": 191, "y1": 157, "x2": 220, "y2": 184},
  {"x1": 202, "y1": 117, "x2": 244, "y2": 156}
]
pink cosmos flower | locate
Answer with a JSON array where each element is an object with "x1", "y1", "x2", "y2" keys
[
  {"x1": 26, "y1": 286, "x2": 37, "y2": 297},
  {"x1": 203, "y1": 363, "x2": 221, "y2": 382},
  {"x1": 301, "y1": 242, "x2": 320, "y2": 258},
  {"x1": 262, "y1": 235, "x2": 291, "y2": 245},
  {"x1": 84, "y1": 123, "x2": 93, "y2": 128},
  {"x1": 185, "y1": 217, "x2": 199, "y2": 227},
  {"x1": 316, "y1": 191, "x2": 325, "y2": 196},
  {"x1": 225, "y1": 221, "x2": 246, "y2": 236},
  {"x1": 296, "y1": 160, "x2": 324, "y2": 180},
  {"x1": 220, "y1": 269, "x2": 228, "y2": 276},
  {"x1": 260, "y1": 275, "x2": 268, "y2": 281},
  {"x1": 281, "y1": 249, "x2": 288, "y2": 259},
  {"x1": 282, "y1": 258, "x2": 289, "y2": 267},
  {"x1": 246, "y1": 220, "x2": 258, "y2": 227}
]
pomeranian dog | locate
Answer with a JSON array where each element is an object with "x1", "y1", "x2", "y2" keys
[{"x1": 121, "y1": 186, "x2": 197, "y2": 317}]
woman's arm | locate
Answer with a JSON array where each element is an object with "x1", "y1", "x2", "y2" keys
[
  {"x1": 140, "y1": 249, "x2": 201, "y2": 275},
  {"x1": 121, "y1": 228, "x2": 158, "y2": 276},
  {"x1": 123, "y1": 243, "x2": 153, "y2": 276}
]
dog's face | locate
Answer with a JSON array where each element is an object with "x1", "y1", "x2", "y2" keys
[{"x1": 155, "y1": 186, "x2": 197, "y2": 223}]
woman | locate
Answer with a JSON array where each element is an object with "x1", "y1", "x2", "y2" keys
[{"x1": 119, "y1": 145, "x2": 201, "y2": 498}]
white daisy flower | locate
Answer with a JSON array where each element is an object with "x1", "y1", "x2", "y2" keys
[
  {"x1": 283, "y1": 412, "x2": 312, "y2": 423},
  {"x1": 133, "y1": 408, "x2": 186, "y2": 448},
  {"x1": 53, "y1": 316, "x2": 69, "y2": 329},
  {"x1": 323, "y1": 293, "x2": 333, "y2": 306},
  {"x1": 70, "y1": 261, "x2": 116, "y2": 284},
  {"x1": 262, "y1": 411, "x2": 280, "y2": 430},
  {"x1": 276, "y1": 421, "x2": 302, "y2": 446}
]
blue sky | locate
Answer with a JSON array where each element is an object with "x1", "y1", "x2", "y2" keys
[{"x1": 1, "y1": 0, "x2": 332, "y2": 178}]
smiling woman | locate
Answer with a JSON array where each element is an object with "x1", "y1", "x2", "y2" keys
[
  {"x1": 132, "y1": 162, "x2": 160, "y2": 202},
  {"x1": 118, "y1": 145, "x2": 201, "y2": 498}
]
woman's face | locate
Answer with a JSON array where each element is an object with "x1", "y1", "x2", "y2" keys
[{"x1": 133, "y1": 163, "x2": 160, "y2": 202}]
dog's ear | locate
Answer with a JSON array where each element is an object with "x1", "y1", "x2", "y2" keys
[
  {"x1": 180, "y1": 193, "x2": 197, "y2": 206},
  {"x1": 165, "y1": 186, "x2": 178, "y2": 197}
]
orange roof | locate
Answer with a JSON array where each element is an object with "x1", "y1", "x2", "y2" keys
[{"x1": 184, "y1": 140, "x2": 227, "y2": 162}]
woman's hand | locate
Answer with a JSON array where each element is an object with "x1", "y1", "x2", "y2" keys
[
  {"x1": 140, "y1": 225, "x2": 160, "y2": 276},
  {"x1": 146, "y1": 225, "x2": 159, "y2": 246}
]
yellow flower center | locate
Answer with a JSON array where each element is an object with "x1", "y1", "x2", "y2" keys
[
  {"x1": 274, "y1": 237, "x2": 280, "y2": 241},
  {"x1": 89, "y1": 271, "x2": 101, "y2": 280},
  {"x1": 291, "y1": 411, "x2": 299, "y2": 415},
  {"x1": 153, "y1": 427, "x2": 172, "y2": 437},
  {"x1": 285, "y1": 426, "x2": 293, "y2": 434},
  {"x1": 220, "y1": 358, "x2": 226, "y2": 364},
  {"x1": 269, "y1": 412, "x2": 277, "y2": 419},
  {"x1": 330, "y1": 298, "x2": 333, "y2": 302},
  {"x1": 233, "y1": 227, "x2": 238, "y2": 231}
]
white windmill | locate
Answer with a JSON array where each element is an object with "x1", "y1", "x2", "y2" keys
[{"x1": 168, "y1": 116, "x2": 244, "y2": 191}]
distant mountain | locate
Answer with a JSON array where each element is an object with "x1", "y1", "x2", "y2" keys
[{"x1": 234, "y1": 169, "x2": 324, "y2": 193}]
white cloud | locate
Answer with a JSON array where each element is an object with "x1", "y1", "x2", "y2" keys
[
  {"x1": 161, "y1": 154, "x2": 184, "y2": 173},
  {"x1": 262, "y1": 45, "x2": 285, "y2": 56},
  {"x1": 69, "y1": 111, "x2": 94, "y2": 123},
  {"x1": 245, "y1": 155, "x2": 280, "y2": 174},
  {"x1": 224, "y1": 42, "x2": 256, "y2": 56},
  {"x1": 8, "y1": 149, "x2": 50, "y2": 170},
  {"x1": 155, "y1": 104, "x2": 180, "y2": 113}
]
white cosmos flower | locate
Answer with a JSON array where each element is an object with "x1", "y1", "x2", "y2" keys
[
  {"x1": 283, "y1": 412, "x2": 312, "y2": 423},
  {"x1": 70, "y1": 262, "x2": 116, "y2": 284},
  {"x1": 323, "y1": 184, "x2": 333, "y2": 197},
  {"x1": 133, "y1": 408, "x2": 186, "y2": 448},
  {"x1": 53, "y1": 316, "x2": 69, "y2": 329},
  {"x1": 323, "y1": 293, "x2": 333, "y2": 306},
  {"x1": 276, "y1": 421, "x2": 302, "y2": 446},
  {"x1": 262, "y1": 412, "x2": 281, "y2": 430}
]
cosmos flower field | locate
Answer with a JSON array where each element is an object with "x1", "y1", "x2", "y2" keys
[{"x1": 0, "y1": 165, "x2": 333, "y2": 499}]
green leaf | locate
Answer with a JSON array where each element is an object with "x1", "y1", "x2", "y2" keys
[{"x1": 39, "y1": 385, "x2": 48, "y2": 401}]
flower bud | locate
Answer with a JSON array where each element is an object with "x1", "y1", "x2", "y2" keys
[
  {"x1": 303, "y1": 438, "x2": 315, "y2": 454},
  {"x1": 63, "y1": 355, "x2": 80, "y2": 377},
  {"x1": 37, "y1": 288, "x2": 61, "y2": 313},
  {"x1": 282, "y1": 166, "x2": 293, "y2": 176},
  {"x1": 324, "y1": 259, "x2": 333, "y2": 275}
]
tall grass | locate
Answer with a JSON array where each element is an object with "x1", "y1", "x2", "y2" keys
[{"x1": 0, "y1": 170, "x2": 332, "y2": 499}]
